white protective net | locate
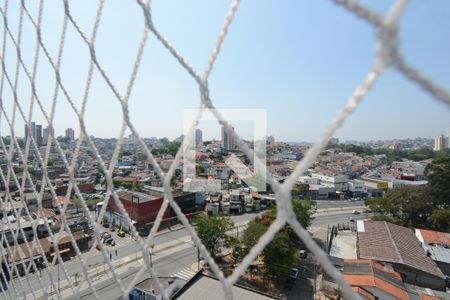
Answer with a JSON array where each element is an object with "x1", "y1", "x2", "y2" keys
[{"x1": 0, "y1": 0, "x2": 449, "y2": 299}]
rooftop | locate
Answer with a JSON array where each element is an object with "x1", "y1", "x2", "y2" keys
[
  {"x1": 329, "y1": 230, "x2": 357, "y2": 259},
  {"x1": 358, "y1": 221, "x2": 444, "y2": 279},
  {"x1": 172, "y1": 272, "x2": 277, "y2": 300},
  {"x1": 416, "y1": 228, "x2": 450, "y2": 246},
  {"x1": 116, "y1": 190, "x2": 160, "y2": 203}
]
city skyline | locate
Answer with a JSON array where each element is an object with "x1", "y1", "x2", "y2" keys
[
  {"x1": 0, "y1": 1, "x2": 448, "y2": 142},
  {"x1": 15, "y1": 122, "x2": 450, "y2": 144}
]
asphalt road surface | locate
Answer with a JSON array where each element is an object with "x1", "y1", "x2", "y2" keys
[{"x1": 4, "y1": 201, "x2": 365, "y2": 299}]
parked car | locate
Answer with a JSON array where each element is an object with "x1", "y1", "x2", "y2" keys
[
  {"x1": 102, "y1": 222, "x2": 110, "y2": 228},
  {"x1": 117, "y1": 230, "x2": 126, "y2": 238},
  {"x1": 299, "y1": 250, "x2": 307, "y2": 259},
  {"x1": 101, "y1": 232, "x2": 112, "y2": 240},
  {"x1": 290, "y1": 268, "x2": 299, "y2": 280},
  {"x1": 352, "y1": 210, "x2": 360, "y2": 214}
]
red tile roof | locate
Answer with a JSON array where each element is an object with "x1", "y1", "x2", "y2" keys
[
  {"x1": 344, "y1": 259, "x2": 409, "y2": 300},
  {"x1": 418, "y1": 229, "x2": 450, "y2": 246}
]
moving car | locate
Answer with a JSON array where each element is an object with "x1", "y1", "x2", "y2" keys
[
  {"x1": 117, "y1": 230, "x2": 126, "y2": 238},
  {"x1": 352, "y1": 210, "x2": 360, "y2": 214},
  {"x1": 104, "y1": 237, "x2": 115, "y2": 246}
]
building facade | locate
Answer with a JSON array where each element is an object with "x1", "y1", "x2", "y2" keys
[
  {"x1": 434, "y1": 134, "x2": 448, "y2": 151},
  {"x1": 195, "y1": 128, "x2": 202, "y2": 147},
  {"x1": 221, "y1": 125, "x2": 236, "y2": 151}
]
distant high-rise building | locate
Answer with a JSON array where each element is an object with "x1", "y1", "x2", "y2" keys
[
  {"x1": 43, "y1": 127, "x2": 49, "y2": 146},
  {"x1": 195, "y1": 129, "x2": 203, "y2": 147},
  {"x1": 24, "y1": 122, "x2": 37, "y2": 145},
  {"x1": 448, "y1": 127, "x2": 450, "y2": 149},
  {"x1": 35, "y1": 125, "x2": 42, "y2": 147},
  {"x1": 65, "y1": 128, "x2": 75, "y2": 141},
  {"x1": 221, "y1": 125, "x2": 236, "y2": 151},
  {"x1": 434, "y1": 134, "x2": 449, "y2": 151},
  {"x1": 329, "y1": 137, "x2": 339, "y2": 145},
  {"x1": 24, "y1": 124, "x2": 28, "y2": 141}
]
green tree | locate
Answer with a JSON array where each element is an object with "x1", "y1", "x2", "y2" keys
[
  {"x1": 366, "y1": 186, "x2": 431, "y2": 228},
  {"x1": 424, "y1": 157, "x2": 450, "y2": 209},
  {"x1": 242, "y1": 220, "x2": 267, "y2": 250},
  {"x1": 194, "y1": 214, "x2": 234, "y2": 259},
  {"x1": 241, "y1": 199, "x2": 314, "y2": 280},
  {"x1": 263, "y1": 231, "x2": 298, "y2": 280},
  {"x1": 292, "y1": 183, "x2": 309, "y2": 198},
  {"x1": 431, "y1": 209, "x2": 450, "y2": 232}
]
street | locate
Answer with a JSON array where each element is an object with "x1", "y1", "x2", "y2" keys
[{"x1": 3, "y1": 202, "x2": 366, "y2": 299}]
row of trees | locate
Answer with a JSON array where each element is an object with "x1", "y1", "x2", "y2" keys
[
  {"x1": 365, "y1": 157, "x2": 450, "y2": 232},
  {"x1": 195, "y1": 199, "x2": 315, "y2": 281},
  {"x1": 329, "y1": 143, "x2": 450, "y2": 162},
  {"x1": 151, "y1": 141, "x2": 181, "y2": 156}
]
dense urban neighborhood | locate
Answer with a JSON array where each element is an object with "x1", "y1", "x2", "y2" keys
[{"x1": 0, "y1": 126, "x2": 449, "y2": 299}]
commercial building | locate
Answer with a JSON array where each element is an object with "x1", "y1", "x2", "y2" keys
[
  {"x1": 311, "y1": 172, "x2": 348, "y2": 191},
  {"x1": 103, "y1": 190, "x2": 198, "y2": 234}
]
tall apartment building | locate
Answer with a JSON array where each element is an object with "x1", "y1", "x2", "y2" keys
[
  {"x1": 43, "y1": 127, "x2": 50, "y2": 146},
  {"x1": 221, "y1": 125, "x2": 236, "y2": 151},
  {"x1": 434, "y1": 134, "x2": 449, "y2": 151},
  {"x1": 65, "y1": 128, "x2": 75, "y2": 141},
  {"x1": 195, "y1": 128, "x2": 203, "y2": 147},
  {"x1": 24, "y1": 121, "x2": 37, "y2": 145},
  {"x1": 35, "y1": 125, "x2": 42, "y2": 147}
]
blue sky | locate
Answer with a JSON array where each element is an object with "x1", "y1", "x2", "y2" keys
[{"x1": 1, "y1": 0, "x2": 449, "y2": 142}]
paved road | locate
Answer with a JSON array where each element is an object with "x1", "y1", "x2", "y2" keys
[
  {"x1": 315, "y1": 200, "x2": 365, "y2": 209},
  {"x1": 72, "y1": 246, "x2": 198, "y2": 300},
  {"x1": 72, "y1": 210, "x2": 369, "y2": 300},
  {"x1": 3, "y1": 206, "x2": 366, "y2": 299},
  {"x1": 312, "y1": 211, "x2": 367, "y2": 225}
]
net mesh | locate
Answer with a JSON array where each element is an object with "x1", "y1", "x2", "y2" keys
[{"x1": 0, "y1": 0, "x2": 449, "y2": 299}]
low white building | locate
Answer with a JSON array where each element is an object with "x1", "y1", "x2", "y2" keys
[
  {"x1": 347, "y1": 181, "x2": 367, "y2": 194},
  {"x1": 311, "y1": 172, "x2": 348, "y2": 191}
]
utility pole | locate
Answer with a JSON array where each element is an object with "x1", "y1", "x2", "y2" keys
[
  {"x1": 197, "y1": 247, "x2": 200, "y2": 270},
  {"x1": 313, "y1": 264, "x2": 316, "y2": 299},
  {"x1": 149, "y1": 244, "x2": 154, "y2": 268}
]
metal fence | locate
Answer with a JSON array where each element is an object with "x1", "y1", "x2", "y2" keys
[{"x1": 0, "y1": 0, "x2": 449, "y2": 299}]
